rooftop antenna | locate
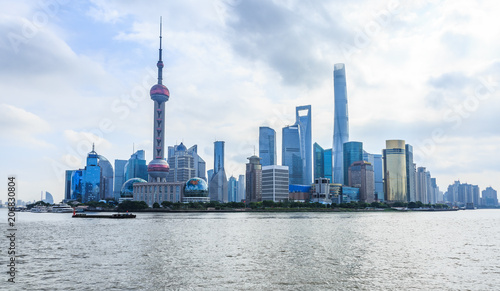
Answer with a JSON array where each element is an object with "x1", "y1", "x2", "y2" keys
[
  {"x1": 157, "y1": 16, "x2": 163, "y2": 85},
  {"x1": 253, "y1": 145, "x2": 256, "y2": 156}
]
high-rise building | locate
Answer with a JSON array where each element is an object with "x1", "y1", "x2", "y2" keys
[
  {"x1": 146, "y1": 20, "x2": 170, "y2": 183},
  {"x1": 296, "y1": 105, "x2": 312, "y2": 185},
  {"x1": 238, "y1": 174, "x2": 245, "y2": 202},
  {"x1": 415, "y1": 167, "x2": 428, "y2": 203},
  {"x1": 313, "y1": 142, "x2": 325, "y2": 180},
  {"x1": 282, "y1": 124, "x2": 302, "y2": 185},
  {"x1": 282, "y1": 105, "x2": 312, "y2": 185},
  {"x1": 209, "y1": 141, "x2": 228, "y2": 202},
  {"x1": 405, "y1": 144, "x2": 416, "y2": 202},
  {"x1": 98, "y1": 155, "x2": 114, "y2": 200},
  {"x1": 262, "y1": 165, "x2": 289, "y2": 202},
  {"x1": 481, "y1": 187, "x2": 498, "y2": 206},
  {"x1": 228, "y1": 176, "x2": 238, "y2": 202},
  {"x1": 125, "y1": 150, "x2": 148, "y2": 182},
  {"x1": 324, "y1": 148, "x2": 333, "y2": 182},
  {"x1": 207, "y1": 169, "x2": 214, "y2": 183},
  {"x1": 348, "y1": 161, "x2": 375, "y2": 203},
  {"x1": 383, "y1": 140, "x2": 407, "y2": 202},
  {"x1": 343, "y1": 141, "x2": 363, "y2": 186},
  {"x1": 64, "y1": 170, "x2": 73, "y2": 201},
  {"x1": 113, "y1": 159, "x2": 127, "y2": 201},
  {"x1": 333, "y1": 63, "x2": 349, "y2": 185},
  {"x1": 259, "y1": 127, "x2": 276, "y2": 167},
  {"x1": 214, "y1": 141, "x2": 225, "y2": 175},
  {"x1": 167, "y1": 143, "x2": 206, "y2": 183},
  {"x1": 373, "y1": 154, "x2": 384, "y2": 202},
  {"x1": 246, "y1": 155, "x2": 262, "y2": 203}
]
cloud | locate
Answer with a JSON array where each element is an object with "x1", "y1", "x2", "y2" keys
[{"x1": 0, "y1": 104, "x2": 51, "y2": 147}]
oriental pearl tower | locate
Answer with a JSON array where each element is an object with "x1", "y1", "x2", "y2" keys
[{"x1": 147, "y1": 18, "x2": 170, "y2": 182}]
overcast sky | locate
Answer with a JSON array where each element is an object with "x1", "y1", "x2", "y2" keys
[{"x1": 1, "y1": 0, "x2": 499, "y2": 203}]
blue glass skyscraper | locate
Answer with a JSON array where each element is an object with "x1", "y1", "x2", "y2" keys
[
  {"x1": 333, "y1": 63, "x2": 349, "y2": 185},
  {"x1": 259, "y1": 126, "x2": 276, "y2": 166},
  {"x1": 214, "y1": 141, "x2": 225, "y2": 175},
  {"x1": 282, "y1": 125, "x2": 303, "y2": 185},
  {"x1": 296, "y1": 105, "x2": 312, "y2": 185},
  {"x1": 343, "y1": 141, "x2": 363, "y2": 186}
]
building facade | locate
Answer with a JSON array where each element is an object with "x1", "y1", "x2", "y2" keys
[
  {"x1": 246, "y1": 155, "x2": 262, "y2": 203},
  {"x1": 262, "y1": 165, "x2": 289, "y2": 202},
  {"x1": 405, "y1": 144, "x2": 416, "y2": 202},
  {"x1": 343, "y1": 141, "x2": 363, "y2": 186},
  {"x1": 383, "y1": 140, "x2": 407, "y2": 202},
  {"x1": 282, "y1": 124, "x2": 303, "y2": 185},
  {"x1": 333, "y1": 63, "x2": 349, "y2": 185},
  {"x1": 259, "y1": 126, "x2": 277, "y2": 167},
  {"x1": 348, "y1": 161, "x2": 375, "y2": 203}
]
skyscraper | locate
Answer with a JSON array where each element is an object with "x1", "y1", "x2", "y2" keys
[
  {"x1": 481, "y1": 186, "x2": 498, "y2": 206},
  {"x1": 416, "y1": 167, "x2": 428, "y2": 203},
  {"x1": 147, "y1": 19, "x2": 170, "y2": 183},
  {"x1": 343, "y1": 141, "x2": 363, "y2": 186},
  {"x1": 238, "y1": 174, "x2": 245, "y2": 202},
  {"x1": 246, "y1": 155, "x2": 262, "y2": 203},
  {"x1": 313, "y1": 142, "x2": 325, "y2": 180},
  {"x1": 348, "y1": 161, "x2": 375, "y2": 203},
  {"x1": 228, "y1": 176, "x2": 238, "y2": 202},
  {"x1": 405, "y1": 144, "x2": 416, "y2": 202},
  {"x1": 259, "y1": 126, "x2": 276, "y2": 166},
  {"x1": 209, "y1": 141, "x2": 228, "y2": 202},
  {"x1": 214, "y1": 141, "x2": 225, "y2": 175},
  {"x1": 282, "y1": 125, "x2": 302, "y2": 184},
  {"x1": 113, "y1": 159, "x2": 127, "y2": 201},
  {"x1": 323, "y1": 148, "x2": 333, "y2": 182},
  {"x1": 282, "y1": 105, "x2": 312, "y2": 185},
  {"x1": 167, "y1": 143, "x2": 206, "y2": 183},
  {"x1": 296, "y1": 105, "x2": 312, "y2": 185},
  {"x1": 333, "y1": 63, "x2": 349, "y2": 185},
  {"x1": 383, "y1": 140, "x2": 407, "y2": 202}
]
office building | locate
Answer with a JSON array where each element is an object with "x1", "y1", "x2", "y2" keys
[
  {"x1": 314, "y1": 143, "x2": 325, "y2": 180},
  {"x1": 405, "y1": 144, "x2": 416, "y2": 202},
  {"x1": 333, "y1": 63, "x2": 349, "y2": 185},
  {"x1": 343, "y1": 141, "x2": 363, "y2": 186},
  {"x1": 228, "y1": 176, "x2": 238, "y2": 202},
  {"x1": 481, "y1": 187, "x2": 498, "y2": 206},
  {"x1": 246, "y1": 155, "x2": 262, "y2": 203},
  {"x1": 113, "y1": 159, "x2": 127, "y2": 201},
  {"x1": 209, "y1": 141, "x2": 228, "y2": 202},
  {"x1": 383, "y1": 140, "x2": 407, "y2": 202},
  {"x1": 259, "y1": 126, "x2": 277, "y2": 166},
  {"x1": 415, "y1": 167, "x2": 428, "y2": 203},
  {"x1": 282, "y1": 105, "x2": 312, "y2": 185},
  {"x1": 262, "y1": 165, "x2": 289, "y2": 202},
  {"x1": 214, "y1": 141, "x2": 225, "y2": 175},
  {"x1": 167, "y1": 143, "x2": 206, "y2": 183},
  {"x1": 238, "y1": 174, "x2": 245, "y2": 202},
  {"x1": 348, "y1": 161, "x2": 375, "y2": 203}
]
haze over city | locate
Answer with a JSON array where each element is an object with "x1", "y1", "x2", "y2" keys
[{"x1": 1, "y1": 0, "x2": 499, "y2": 203}]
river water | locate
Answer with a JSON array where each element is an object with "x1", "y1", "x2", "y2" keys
[{"x1": 1, "y1": 209, "x2": 499, "y2": 290}]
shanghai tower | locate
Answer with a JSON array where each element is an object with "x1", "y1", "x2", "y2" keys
[
  {"x1": 332, "y1": 63, "x2": 349, "y2": 185},
  {"x1": 147, "y1": 18, "x2": 170, "y2": 182}
]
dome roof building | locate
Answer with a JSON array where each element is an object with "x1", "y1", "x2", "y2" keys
[{"x1": 183, "y1": 178, "x2": 209, "y2": 203}]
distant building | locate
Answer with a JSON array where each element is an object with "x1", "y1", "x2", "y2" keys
[
  {"x1": 43, "y1": 192, "x2": 54, "y2": 204},
  {"x1": 314, "y1": 142, "x2": 325, "y2": 180},
  {"x1": 348, "y1": 161, "x2": 375, "y2": 203},
  {"x1": 415, "y1": 167, "x2": 428, "y2": 203},
  {"x1": 333, "y1": 63, "x2": 349, "y2": 185},
  {"x1": 311, "y1": 178, "x2": 341, "y2": 204},
  {"x1": 113, "y1": 159, "x2": 127, "y2": 201},
  {"x1": 444, "y1": 181, "x2": 480, "y2": 206},
  {"x1": 207, "y1": 169, "x2": 214, "y2": 183},
  {"x1": 343, "y1": 141, "x2": 363, "y2": 186},
  {"x1": 246, "y1": 155, "x2": 262, "y2": 203},
  {"x1": 167, "y1": 143, "x2": 206, "y2": 183},
  {"x1": 481, "y1": 187, "x2": 498, "y2": 206},
  {"x1": 228, "y1": 176, "x2": 238, "y2": 202},
  {"x1": 282, "y1": 105, "x2": 312, "y2": 185},
  {"x1": 262, "y1": 165, "x2": 289, "y2": 202},
  {"x1": 259, "y1": 126, "x2": 277, "y2": 166},
  {"x1": 289, "y1": 185, "x2": 311, "y2": 202},
  {"x1": 341, "y1": 186, "x2": 359, "y2": 203},
  {"x1": 405, "y1": 144, "x2": 416, "y2": 202},
  {"x1": 237, "y1": 174, "x2": 245, "y2": 202},
  {"x1": 383, "y1": 140, "x2": 407, "y2": 202},
  {"x1": 209, "y1": 141, "x2": 228, "y2": 202},
  {"x1": 133, "y1": 181, "x2": 184, "y2": 206},
  {"x1": 183, "y1": 178, "x2": 209, "y2": 203}
]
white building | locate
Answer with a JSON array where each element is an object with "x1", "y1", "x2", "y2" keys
[{"x1": 262, "y1": 165, "x2": 289, "y2": 202}]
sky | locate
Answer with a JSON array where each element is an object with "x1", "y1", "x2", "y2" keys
[{"x1": 1, "y1": 0, "x2": 499, "y2": 203}]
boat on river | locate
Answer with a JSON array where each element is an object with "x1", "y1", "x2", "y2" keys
[{"x1": 72, "y1": 213, "x2": 136, "y2": 219}]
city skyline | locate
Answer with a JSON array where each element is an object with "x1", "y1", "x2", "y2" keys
[{"x1": 2, "y1": 1, "x2": 500, "y2": 202}]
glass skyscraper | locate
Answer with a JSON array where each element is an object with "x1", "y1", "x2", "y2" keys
[
  {"x1": 259, "y1": 126, "x2": 277, "y2": 167},
  {"x1": 383, "y1": 140, "x2": 407, "y2": 202},
  {"x1": 282, "y1": 105, "x2": 312, "y2": 185},
  {"x1": 343, "y1": 141, "x2": 363, "y2": 186},
  {"x1": 313, "y1": 142, "x2": 325, "y2": 180},
  {"x1": 214, "y1": 141, "x2": 225, "y2": 175},
  {"x1": 405, "y1": 144, "x2": 416, "y2": 202},
  {"x1": 282, "y1": 125, "x2": 303, "y2": 185},
  {"x1": 333, "y1": 63, "x2": 349, "y2": 185}
]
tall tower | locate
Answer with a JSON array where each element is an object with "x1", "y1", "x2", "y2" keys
[
  {"x1": 296, "y1": 105, "x2": 312, "y2": 185},
  {"x1": 333, "y1": 63, "x2": 349, "y2": 185},
  {"x1": 259, "y1": 126, "x2": 276, "y2": 167},
  {"x1": 383, "y1": 140, "x2": 407, "y2": 202},
  {"x1": 147, "y1": 18, "x2": 170, "y2": 182}
]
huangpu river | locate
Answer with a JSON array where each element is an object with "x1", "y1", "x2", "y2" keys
[{"x1": 1, "y1": 209, "x2": 499, "y2": 290}]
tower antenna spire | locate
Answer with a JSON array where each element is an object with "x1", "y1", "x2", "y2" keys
[{"x1": 157, "y1": 16, "x2": 164, "y2": 85}]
